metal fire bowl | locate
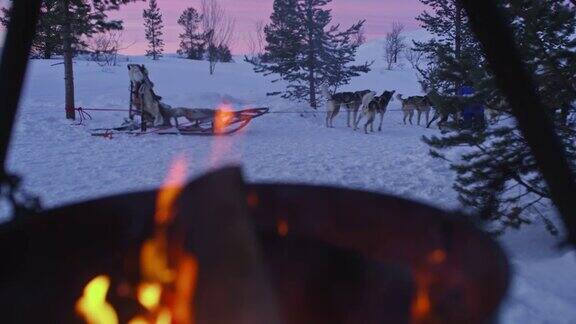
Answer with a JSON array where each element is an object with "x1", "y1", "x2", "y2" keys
[{"x1": 0, "y1": 168, "x2": 509, "y2": 324}]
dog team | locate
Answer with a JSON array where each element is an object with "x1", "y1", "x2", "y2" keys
[{"x1": 322, "y1": 85, "x2": 434, "y2": 134}]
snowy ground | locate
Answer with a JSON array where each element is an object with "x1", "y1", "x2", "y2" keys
[{"x1": 5, "y1": 35, "x2": 576, "y2": 322}]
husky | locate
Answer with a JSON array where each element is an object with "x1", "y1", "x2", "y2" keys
[
  {"x1": 355, "y1": 90, "x2": 395, "y2": 134},
  {"x1": 128, "y1": 64, "x2": 166, "y2": 126},
  {"x1": 168, "y1": 107, "x2": 216, "y2": 127},
  {"x1": 425, "y1": 90, "x2": 462, "y2": 128},
  {"x1": 322, "y1": 85, "x2": 374, "y2": 128},
  {"x1": 396, "y1": 94, "x2": 433, "y2": 125},
  {"x1": 128, "y1": 64, "x2": 218, "y2": 128}
]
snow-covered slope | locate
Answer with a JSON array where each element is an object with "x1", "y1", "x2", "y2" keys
[{"x1": 5, "y1": 33, "x2": 576, "y2": 323}]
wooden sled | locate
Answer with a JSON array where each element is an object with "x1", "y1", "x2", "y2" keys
[{"x1": 91, "y1": 107, "x2": 269, "y2": 137}]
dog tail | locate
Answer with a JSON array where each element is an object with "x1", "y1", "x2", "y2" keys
[
  {"x1": 361, "y1": 91, "x2": 377, "y2": 109},
  {"x1": 321, "y1": 84, "x2": 332, "y2": 101},
  {"x1": 396, "y1": 93, "x2": 404, "y2": 102}
]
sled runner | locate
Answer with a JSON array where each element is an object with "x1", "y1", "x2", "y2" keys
[
  {"x1": 92, "y1": 64, "x2": 268, "y2": 137},
  {"x1": 92, "y1": 107, "x2": 268, "y2": 137}
]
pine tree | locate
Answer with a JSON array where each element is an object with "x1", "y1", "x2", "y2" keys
[
  {"x1": 214, "y1": 44, "x2": 232, "y2": 62},
  {"x1": 61, "y1": 0, "x2": 131, "y2": 119},
  {"x1": 143, "y1": 0, "x2": 164, "y2": 60},
  {"x1": 3, "y1": 0, "x2": 134, "y2": 118},
  {"x1": 247, "y1": 0, "x2": 370, "y2": 108},
  {"x1": 1, "y1": 0, "x2": 61, "y2": 59},
  {"x1": 0, "y1": 0, "x2": 111, "y2": 59},
  {"x1": 246, "y1": 0, "x2": 302, "y2": 87},
  {"x1": 177, "y1": 7, "x2": 205, "y2": 60},
  {"x1": 420, "y1": 0, "x2": 576, "y2": 235},
  {"x1": 415, "y1": 0, "x2": 481, "y2": 95}
]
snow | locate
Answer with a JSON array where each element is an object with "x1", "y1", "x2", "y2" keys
[{"x1": 5, "y1": 34, "x2": 576, "y2": 323}]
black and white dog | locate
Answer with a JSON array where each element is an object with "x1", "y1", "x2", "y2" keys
[
  {"x1": 355, "y1": 90, "x2": 396, "y2": 134},
  {"x1": 322, "y1": 85, "x2": 375, "y2": 128}
]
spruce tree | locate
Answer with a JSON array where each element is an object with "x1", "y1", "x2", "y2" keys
[
  {"x1": 214, "y1": 44, "x2": 232, "y2": 62},
  {"x1": 415, "y1": 0, "x2": 481, "y2": 95},
  {"x1": 177, "y1": 7, "x2": 205, "y2": 60},
  {"x1": 246, "y1": 0, "x2": 302, "y2": 89},
  {"x1": 143, "y1": 0, "x2": 164, "y2": 60},
  {"x1": 3, "y1": 0, "x2": 133, "y2": 117},
  {"x1": 1, "y1": 0, "x2": 61, "y2": 59},
  {"x1": 420, "y1": 0, "x2": 576, "y2": 235},
  {"x1": 248, "y1": 0, "x2": 370, "y2": 108},
  {"x1": 0, "y1": 0, "x2": 114, "y2": 59}
]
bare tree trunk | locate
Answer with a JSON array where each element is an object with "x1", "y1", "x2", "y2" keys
[
  {"x1": 62, "y1": 0, "x2": 75, "y2": 120},
  {"x1": 308, "y1": 67, "x2": 317, "y2": 109},
  {"x1": 201, "y1": 0, "x2": 235, "y2": 75}
]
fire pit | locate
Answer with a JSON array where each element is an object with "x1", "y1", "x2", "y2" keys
[{"x1": 0, "y1": 167, "x2": 509, "y2": 324}]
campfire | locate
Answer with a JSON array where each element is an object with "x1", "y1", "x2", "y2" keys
[
  {"x1": 76, "y1": 157, "x2": 198, "y2": 324},
  {"x1": 0, "y1": 165, "x2": 509, "y2": 324}
]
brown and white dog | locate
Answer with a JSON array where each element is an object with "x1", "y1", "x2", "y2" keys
[
  {"x1": 396, "y1": 94, "x2": 433, "y2": 126},
  {"x1": 355, "y1": 90, "x2": 395, "y2": 134},
  {"x1": 322, "y1": 86, "x2": 375, "y2": 128}
]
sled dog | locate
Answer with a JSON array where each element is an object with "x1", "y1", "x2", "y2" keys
[
  {"x1": 396, "y1": 94, "x2": 433, "y2": 125},
  {"x1": 355, "y1": 90, "x2": 396, "y2": 134},
  {"x1": 425, "y1": 90, "x2": 462, "y2": 128},
  {"x1": 128, "y1": 64, "x2": 166, "y2": 126},
  {"x1": 322, "y1": 85, "x2": 374, "y2": 128},
  {"x1": 168, "y1": 107, "x2": 217, "y2": 126},
  {"x1": 128, "y1": 64, "x2": 219, "y2": 127}
]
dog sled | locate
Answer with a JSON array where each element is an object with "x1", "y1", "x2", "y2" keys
[{"x1": 91, "y1": 64, "x2": 268, "y2": 137}]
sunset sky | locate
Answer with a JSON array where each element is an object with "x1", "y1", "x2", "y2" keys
[{"x1": 111, "y1": 0, "x2": 426, "y2": 54}]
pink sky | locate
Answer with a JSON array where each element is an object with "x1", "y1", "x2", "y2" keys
[{"x1": 113, "y1": 0, "x2": 425, "y2": 55}]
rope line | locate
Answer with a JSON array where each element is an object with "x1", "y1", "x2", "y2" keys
[{"x1": 75, "y1": 107, "x2": 408, "y2": 115}]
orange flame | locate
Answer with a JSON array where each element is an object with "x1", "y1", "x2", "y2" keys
[
  {"x1": 140, "y1": 233, "x2": 175, "y2": 284},
  {"x1": 76, "y1": 275, "x2": 118, "y2": 324},
  {"x1": 277, "y1": 219, "x2": 289, "y2": 237},
  {"x1": 213, "y1": 104, "x2": 235, "y2": 135},
  {"x1": 127, "y1": 316, "x2": 148, "y2": 324},
  {"x1": 207, "y1": 103, "x2": 249, "y2": 168},
  {"x1": 134, "y1": 156, "x2": 198, "y2": 324},
  {"x1": 246, "y1": 192, "x2": 259, "y2": 208},
  {"x1": 411, "y1": 250, "x2": 447, "y2": 323},
  {"x1": 155, "y1": 156, "x2": 188, "y2": 225},
  {"x1": 411, "y1": 272, "x2": 432, "y2": 324},
  {"x1": 173, "y1": 255, "x2": 199, "y2": 324},
  {"x1": 137, "y1": 282, "x2": 162, "y2": 311},
  {"x1": 77, "y1": 158, "x2": 198, "y2": 324},
  {"x1": 428, "y1": 249, "x2": 446, "y2": 265}
]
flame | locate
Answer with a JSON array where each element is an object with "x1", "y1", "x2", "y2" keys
[
  {"x1": 246, "y1": 191, "x2": 259, "y2": 208},
  {"x1": 428, "y1": 249, "x2": 446, "y2": 265},
  {"x1": 128, "y1": 317, "x2": 148, "y2": 324},
  {"x1": 213, "y1": 104, "x2": 235, "y2": 135},
  {"x1": 173, "y1": 255, "x2": 199, "y2": 324},
  {"x1": 411, "y1": 250, "x2": 447, "y2": 323},
  {"x1": 155, "y1": 156, "x2": 187, "y2": 225},
  {"x1": 134, "y1": 156, "x2": 198, "y2": 324},
  {"x1": 137, "y1": 282, "x2": 162, "y2": 311},
  {"x1": 141, "y1": 233, "x2": 175, "y2": 284},
  {"x1": 277, "y1": 219, "x2": 289, "y2": 237},
  {"x1": 76, "y1": 275, "x2": 118, "y2": 324},
  {"x1": 207, "y1": 103, "x2": 249, "y2": 168},
  {"x1": 157, "y1": 308, "x2": 173, "y2": 324},
  {"x1": 411, "y1": 273, "x2": 432, "y2": 324},
  {"x1": 77, "y1": 157, "x2": 198, "y2": 324}
]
